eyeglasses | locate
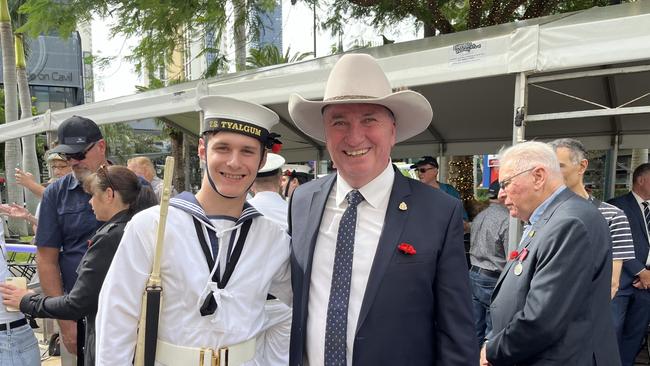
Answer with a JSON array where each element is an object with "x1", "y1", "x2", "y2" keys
[
  {"x1": 62, "y1": 142, "x2": 96, "y2": 161},
  {"x1": 98, "y1": 164, "x2": 115, "y2": 192},
  {"x1": 416, "y1": 167, "x2": 435, "y2": 174},
  {"x1": 499, "y1": 167, "x2": 536, "y2": 190},
  {"x1": 51, "y1": 164, "x2": 69, "y2": 170}
]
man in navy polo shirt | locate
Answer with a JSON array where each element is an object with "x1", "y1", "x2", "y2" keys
[{"x1": 36, "y1": 116, "x2": 107, "y2": 364}]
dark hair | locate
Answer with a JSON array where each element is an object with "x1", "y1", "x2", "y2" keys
[
  {"x1": 633, "y1": 163, "x2": 650, "y2": 185},
  {"x1": 84, "y1": 165, "x2": 158, "y2": 215},
  {"x1": 549, "y1": 138, "x2": 587, "y2": 164}
]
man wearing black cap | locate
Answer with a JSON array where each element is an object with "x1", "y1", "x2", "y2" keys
[
  {"x1": 412, "y1": 156, "x2": 470, "y2": 225},
  {"x1": 96, "y1": 96, "x2": 292, "y2": 366},
  {"x1": 468, "y1": 181, "x2": 509, "y2": 347},
  {"x1": 36, "y1": 116, "x2": 108, "y2": 363}
]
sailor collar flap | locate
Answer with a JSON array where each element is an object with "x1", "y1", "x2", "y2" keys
[
  {"x1": 170, "y1": 192, "x2": 261, "y2": 317},
  {"x1": 169, "y1": 192, "x2": 262, "y2": 230}
]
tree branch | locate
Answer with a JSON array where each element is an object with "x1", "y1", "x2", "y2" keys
[
  {"x1": 468, "y1": 0, "x2": 483, "y2": 29},
  {"x1": 426, "y1": 0, "x2": 453, "y2": 34},
  {"x1": 523, "y1": 0, "x2": 545, "y2": 19},
  {"x1": 348, "y1": 0, "x2": 381, "y2": 6},
  {"x1": 486, "y1": 0, "x2": 502, "y2": 26},
  {"x1": 499, "y1": 0, "x2": 528, "y2": 23}
]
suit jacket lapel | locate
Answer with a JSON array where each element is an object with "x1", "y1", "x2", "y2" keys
[
  {"x1": 299, "y1": 174, "x2": 336, "y2": 314},
  {"x1": 356, "y1": 170, "x2": 411, "y2": 333},
  {"x1": 493, "y1": 188, "x2": 574, "y2": 294},
  {"x1": 625, "y1": 192, "x2": 649, "y2": 243}
]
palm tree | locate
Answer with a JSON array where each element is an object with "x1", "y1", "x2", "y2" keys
[
  {"x1": 246, "y1": 44, "x2": 313, "y2": 69},
  {"x1": 15, "y1": 33, "x2": 40, "y2": 218},
  {"x1": 1, "y1": 0, "x2": 27, "y2": 235}
]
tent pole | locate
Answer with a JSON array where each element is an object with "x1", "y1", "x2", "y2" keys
[
  {"x1": 508, "y1": 72, "x2": 528, "y2": 254},
  {"x1": 606, "y1": 134, "x2": 619, "y2": 200}
]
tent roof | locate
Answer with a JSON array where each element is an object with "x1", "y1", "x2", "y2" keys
[{"x1": 1, "y1": 1, "x2": 649, "y2": 160}]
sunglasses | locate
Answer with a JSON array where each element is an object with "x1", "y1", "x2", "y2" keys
[
  {"x1": 62, "y1": 142, "x2": 96, "y2": 161},
  {"x1": 416, "y1": 167, "x2": 435, "y2": 174},
  {"x1": 98, "y1": 164, "x2": 115, "y2": 192}
]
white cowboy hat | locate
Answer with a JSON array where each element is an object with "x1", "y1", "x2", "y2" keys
[{"x1": 288, "y1": 53, "x2": 433, "y2": 143}]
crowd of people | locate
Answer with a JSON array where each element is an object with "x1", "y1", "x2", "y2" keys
[{"x1": 0, "y1": 53, "x2": 648, "y2": 366}]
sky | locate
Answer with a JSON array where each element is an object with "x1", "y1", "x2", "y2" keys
[
  {"x1": 91, "y1": 19, "x2": 143, "y2": 101},
  {"x1": 91, "y1": 0, "x2": 421, "y2": 102}
]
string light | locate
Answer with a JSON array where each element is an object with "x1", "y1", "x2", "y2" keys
[{"x1": 448, "y1": 158, "x2": 474, "y2": 203}]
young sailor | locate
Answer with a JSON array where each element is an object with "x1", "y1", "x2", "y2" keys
[{"x1": 95, "y1": 96, "x2": 292, "y2": 366}]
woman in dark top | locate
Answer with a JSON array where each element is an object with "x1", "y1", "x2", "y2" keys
[{"x1": 0, "y1": 165, "x2": 157, "y2": 366}]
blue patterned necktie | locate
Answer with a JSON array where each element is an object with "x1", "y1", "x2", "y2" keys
[{"x1": 324, "y1": 189, "x2": 365, "y2": 366}]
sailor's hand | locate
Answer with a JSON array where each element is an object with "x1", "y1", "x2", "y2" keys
[{"x1": 59, "y1": 319, "x2": 78, "y2": 355}]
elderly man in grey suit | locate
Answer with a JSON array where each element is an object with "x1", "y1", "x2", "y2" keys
[
  {"x1": 288, "y1": 54, "x2": 477, "y2": 365},
  {"x1": 481, "y1": 141, "x2": 619, "y2": 366}
]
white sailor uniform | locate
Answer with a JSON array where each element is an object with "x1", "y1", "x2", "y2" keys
[
  {"x1": 247, "y1": 190, "x2": 292, "y2": 364},
  {"x1": 95, "y1": 192, "x2": 291, "y2": 366}
]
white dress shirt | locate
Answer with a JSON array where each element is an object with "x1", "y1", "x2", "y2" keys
[
  {"x1": 306, "y1": 162, "x2": 394, "y2": 366},
  {"x1": 248, "y1": 191, "x2": 289, "y2": 230},
  {"x1": 632, "y1": 191, "x2": 650, "y2": 266}
]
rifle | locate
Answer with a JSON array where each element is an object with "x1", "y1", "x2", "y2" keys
[{"x1": 134, "y1": 156, "x2": 175, "y2": 366}]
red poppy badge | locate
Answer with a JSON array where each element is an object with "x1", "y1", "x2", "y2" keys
[{"x1": 397, "y1": 243, "x2": 416, "y2": 255}]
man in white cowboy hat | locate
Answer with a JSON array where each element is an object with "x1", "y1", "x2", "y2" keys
[
  {"x1": 287, "y1": 53, "x2": 477, "y2": 365},
  {"x1": 281, "y1": 164, "x2": 313, "y2": 200},
  {"x1": 95, "y1": 96, "x2": 292, "y2": 366}
]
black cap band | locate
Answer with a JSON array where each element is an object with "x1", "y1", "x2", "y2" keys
[
  {"x1": 204, "y1": 118, "x2": 269, "y2": 142},
  {"x1": 257, "y1": 169, "x2": 281, "y2": 178},
  {"x1": 203, "y1": 117, "x2": 281, "y2": 150}
]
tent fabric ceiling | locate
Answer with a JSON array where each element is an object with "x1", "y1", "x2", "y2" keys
[{"x1": 0, "y1": 2, "x2": 648, "y2": 161}]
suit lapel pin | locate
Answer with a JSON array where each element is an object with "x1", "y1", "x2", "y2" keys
[
  {"x1": 399, "y1": 202, "x2": 408, "y2": 211},
  {"x1": 528, "y1": 230, "x2": 535, "y2": 238}
]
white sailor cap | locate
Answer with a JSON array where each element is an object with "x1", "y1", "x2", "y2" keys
[
  {"x1": 257, "y1": 153, "x2": 286, "y2": 177},
  {"x1": 283, "y1": 164, "x2": 311, "y2": 176},
  {"x1": 198, "y1": 96, "x2": 281, "y2": 150},
  {"x1": 283, "y1": 164, "x2": 314, "y2": 184}
]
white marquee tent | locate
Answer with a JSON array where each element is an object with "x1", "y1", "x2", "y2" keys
[{"x1": 1, "y1": 1, "x2": 649, "y2": 165}]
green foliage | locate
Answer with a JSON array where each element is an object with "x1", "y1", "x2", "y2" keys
[
  {"x1": 18, "y1": 0, "x2": 280, "y2": 76},
  {"x1": 246, "y1": 44, "x2": 313, "y2": 69},
  {"x1": 317, "y1": 0, "x2": 629, "y2": 38},
  {"x1": 100, "y1": 122, "x2": 135, "y2": 164}
]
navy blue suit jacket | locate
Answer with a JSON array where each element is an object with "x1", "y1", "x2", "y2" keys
[
  {"x1": 488, "y1": 189, "x2": 619, "y2": 365},
  {"x1": 608, "y1": 192, "x2": 650, "y2": 298},
  {"x1": 288, "y1": 167, "x2": 478, "y2": 365}
]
